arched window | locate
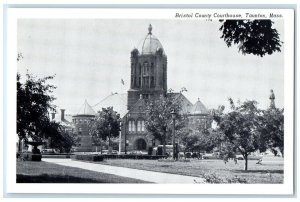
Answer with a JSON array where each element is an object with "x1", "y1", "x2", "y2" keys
[
  {"x1": 128, "y1": 120, "x2": 135, "y2": 132},
  {"x1": 137, "y1": 119, "x2": 145, "y2": 132}
]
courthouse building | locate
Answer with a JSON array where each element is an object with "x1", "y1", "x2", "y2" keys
[
  {"x1": 49, "y1": 24, "x2": 212, "y2": 153},
  {"x1": 119, "y1": 24, "x2": 212, "y2": 152}
]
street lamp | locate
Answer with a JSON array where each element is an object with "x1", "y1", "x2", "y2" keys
[
  {"x1": 108, "y1": 123, "x2": 111, "y2": 154},
  {"x1": 171, "y1": 110, "x2": 177, "y2": 160},
  {"x1": 124, "y1": 114, "x2": 130, "y2": 154}
]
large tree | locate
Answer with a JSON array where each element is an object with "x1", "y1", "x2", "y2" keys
[
  {"x1": 89, "y1": 107, "x2": 121, "y2": 153},
  {"x1": 17, "y1": 71, "x2": 56, "y2": 141},
  {"x1": 213, "y1": 99, "x2": 264, "y2": 170},
  {"x1": 259, "y1": 108, "x2": 284, "y2": 156},
  {"x1": 219, "y1": 20, "x2": 282, "y2": 57},
  {"x1": 145, "y1": 90, "x2": 187, "y2": 155}
]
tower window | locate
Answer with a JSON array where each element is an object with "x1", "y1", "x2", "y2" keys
[
  {"x1": 150, "y1": 76, "x2": 155, "y2": 88},
  {"x1": 143, "y1": 62, "x2": 149, "y2": 76},
  {"x1": 151, "y1": 63, "x2": 154, "y2": 74}
]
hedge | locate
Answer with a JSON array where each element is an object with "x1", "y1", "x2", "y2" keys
[
  {"x1": 72, "y1": 154, "x2": 104, "y2": 161},
  {"x1": 19, "y1": 152, "x2": 42, "y2": 161},
  {"x1": 72, "y1": 154, "x2": 167, "y2": 161}
]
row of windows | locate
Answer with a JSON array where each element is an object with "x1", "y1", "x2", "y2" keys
[{"x1": 128, "y1": 120, "x2": 145, "y2": 132}]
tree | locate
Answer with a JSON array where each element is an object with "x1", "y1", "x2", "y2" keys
[
  {"x1": 180, "y1": 128, "x2": 221, "y2": 155},
  {"x1": 145, "y1": 89, "x2": 187, "y2": 155},
  {"x1": 259, "y1": 108, "x2": 284, "y2": 156},
  {"x1": 17, "y1": 71, "x2": 56, "y2": 141},
  {"x1": 89, "y1": 107, "x2": 121, "y2": 153},
  {"x1": 41, "y1": 121, "x2": 78, "y2": 153},
  {"x1": 219, "y1": 20, "x2": 282, "y2": 57},
  {"x1": 213, "y1": 99, "x2": 263, "y2": 170}
]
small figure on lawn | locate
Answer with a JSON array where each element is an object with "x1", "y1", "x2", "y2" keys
[
  {"x1": 223, "y1": 156, "x2": 229, "y2": 164},
  {"x1": 234, "y1": 158, "x2": 238, "y2": 164},
  {"x1": 256, "y1": 158, "x2": 262, "y2": 165}
]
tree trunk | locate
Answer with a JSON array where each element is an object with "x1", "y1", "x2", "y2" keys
[
  {"x1": 162, "y1": 136, "x2": 166, "y2": 156},
  {"x1": 244, "y1": 154, "x2": 248, "y2": 171},
  {"x1": 100, "y1": 140, "x2": 102, "y2": 154}
]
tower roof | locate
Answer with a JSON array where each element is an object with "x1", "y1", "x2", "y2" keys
[
  {"x1": 190, "y1": 98, "x2": 209, "y2": 115},
  {"x1": 138, "y1": 24, "x2": 165, "y2": 55},
  {"x1": 76, "y1": 100, "x2": 96, "y2": 116}
]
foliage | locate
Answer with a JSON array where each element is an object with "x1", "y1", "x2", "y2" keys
[
  {"x1": 89, "y1": 107, "x2": 121, "y2": 150},
  {"x1": 219, "y1": 20, "x2": 282, "y2": 57},
  {"x1": 259, "y1": 108, "x2": 284, "y2": 156},
  {"x1": 213, "y1": 99, "x2": 263, "y2": 170},
  {"x1": 42, "y1": 121, "x2": 79, "y2": 153},
  {"x1": 179, "y1": 127, "x2": 222, "y2": 153},
  {"x1": 17, "y1": 71, "x2": 56, "y2": 141},
  {"x1": 144, "y1": 89, "x2": 187, "y2": 155}
]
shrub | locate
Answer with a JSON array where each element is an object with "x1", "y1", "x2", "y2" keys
[
  {"x1": 19, "y1": 152, "x2": 42, "y2": 161},
  {"x1": 200, "y1": 173, "x2": 248, "y2": 184},
  {"x1": 72, "y1": 154, "x2": 104, "y2": 162}
]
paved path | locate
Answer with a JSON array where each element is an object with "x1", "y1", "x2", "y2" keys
[{"x1": 43, "y1": 158, "x2": 206, "y2": 184}]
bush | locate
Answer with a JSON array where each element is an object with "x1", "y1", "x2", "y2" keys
[
  {"x1": 72, "y1": 154, "x2": 104, "y2": 162},
  {"x1": 72, "y1": 154, "x2": 167, "y2": 161},
  {"x1": 19, "y1": 152, "x2": 42, "y2": 161},
  {"x1": 200, "y1": 173, "x2": 248, "y2": 184}
]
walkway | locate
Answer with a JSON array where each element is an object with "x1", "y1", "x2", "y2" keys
[{"x1": 43, "y1": 158, "x2": 206, "y2": 184}]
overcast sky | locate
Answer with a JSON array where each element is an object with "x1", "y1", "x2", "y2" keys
[{"x1": 17, "y1": 19, "x2": 284, "y2": 115}]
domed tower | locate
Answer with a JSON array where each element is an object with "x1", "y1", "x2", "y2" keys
[{"x1": 127, "y1": 24, "x2": 168, "y2": 110}]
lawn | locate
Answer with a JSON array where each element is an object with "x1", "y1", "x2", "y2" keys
[
  {"x1": 17, "y1": 160, "x2": 148, "y2": 183},
  {"x1": 97, "y1": 157, "x2": 284, "y2": 184}
]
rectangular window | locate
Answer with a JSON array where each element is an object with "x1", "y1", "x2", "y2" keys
[
  {"x1": 132, "y1": 121, "x2": 135, "y2": 132},
  {"x1": 137, "y1": 121, "x2": 140, "y2": 132},
  {"x1": 141, "y1": 121, "x2": 145, "y2": 132},
  {"x1": 143, "y1": 62, "x2": 149, "y2": 76},
  {"x1": 128, "y1": 121, "x2": 136, "y2": 132}
]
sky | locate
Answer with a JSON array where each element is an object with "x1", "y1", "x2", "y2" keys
[{"x1": 17, "y1": 19, "x2": 284, "y2": 115}]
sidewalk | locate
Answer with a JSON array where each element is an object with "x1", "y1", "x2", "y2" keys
[{"x1": 43, "y1": 158, "x2": 206, "y2": 184}]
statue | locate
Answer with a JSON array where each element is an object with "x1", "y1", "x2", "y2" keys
[{"x1": 269, "y1": 89, "x2": 276, "y2": 109}]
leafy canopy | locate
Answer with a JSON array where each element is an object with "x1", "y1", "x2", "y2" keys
[
  {"x1": 220, "y1": 20, "x2": 282, "y2": 57},
  {"x1": 17, "y1": 71, "x2": 56, "y2": 141},
  {"x1": 89, "y1": 107, "x2": 121, "y2": 145}
]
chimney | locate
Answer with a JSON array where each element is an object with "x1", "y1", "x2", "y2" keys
[
  {"x1": 51, "y1": 112, "x2": 55, "y2": 121},
  {"x1": 60, "y1": 109, "x2": 65, "y2": 121}
]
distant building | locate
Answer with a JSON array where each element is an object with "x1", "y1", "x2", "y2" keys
[{"x1": 72, "y1": 100, "x2": 96, "y2": 152}]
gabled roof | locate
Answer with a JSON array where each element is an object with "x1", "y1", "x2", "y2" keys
[
  {"x1": 93, "y1": 93, "x2": 128, "y2": 117},
  {"x1": 127, "y1": 96, "x2": 147, "y2": 115},
  {"x1": 76, "y1": 100, "x2": 96, "y2": 116},
  {"x1": 167, "y1": 93, "x2": 193, "y2": 114},
  {"x1": 190, "y1": 98, "x2": 209, "y2": 115}
]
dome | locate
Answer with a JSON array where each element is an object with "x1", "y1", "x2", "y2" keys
[{"x1": 138, "y1": 24, "x2": 165, "y2": 55}]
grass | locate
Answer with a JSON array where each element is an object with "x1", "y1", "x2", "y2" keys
[
  {"x1": 97, "y1": 157, "x2": 283, "y2": 184},
  {"x1": 17, "y1": 160, "x2": 148, "y2": 183}
]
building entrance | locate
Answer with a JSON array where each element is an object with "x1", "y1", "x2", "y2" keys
[{"x1": 135, "y1": 138, "x2": 147, "y2": 150}]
